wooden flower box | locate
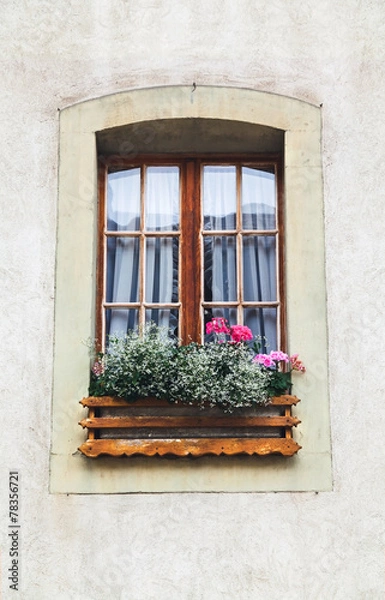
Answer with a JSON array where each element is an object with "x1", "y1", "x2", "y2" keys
[{"x1": 78, "y1": 395, "x2": 301, "y2": 458}]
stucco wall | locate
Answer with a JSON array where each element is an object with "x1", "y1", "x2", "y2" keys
[{"x1": 1, "y1": 1, "x2": 384, "y2": 598}]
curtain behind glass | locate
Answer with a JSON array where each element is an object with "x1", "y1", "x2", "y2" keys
[
  {"x1": 106, "y1": 169, "x2": 141, "y2": 336},
  {"x1": 106, "y1": 167, "x2": 179, "y2": 338},
  {"x1": 203, "y1": 165, "x2": 277, "y2": 348},
  {"x1": 242, "y1": 167, "x2": 277, "y2": 348},
  {"x1": 144, "y1": 167, "x2": 179, "y2": 331},
  {"x1": 203, "y1": 167, "x2": 237, "y2": 329}
]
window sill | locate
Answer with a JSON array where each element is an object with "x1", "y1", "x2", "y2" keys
[{"x1": 78, "y1": 395, "x2": 301, "y2": 458}]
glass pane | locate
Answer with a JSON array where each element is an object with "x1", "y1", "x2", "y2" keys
[
  {"x1": 243, "y1": 236, "x2": 276, "y2": 301},
  {"x1": 242, "y1": 167, "x2": 276, "y2": 230},
  {"x1": 203, "y1": 166, "x2": 236, "y2": 230},
  {"x1": 106, "y1": 309, "x2": 139, "y2": 339},
  {"x1": 106, "y1": 237, "x2": 140, "y2": 303},
  {"x1": 204, "y1": 307, "x2": 238, "y2": 342},
  {"x1": 145, "y1": 308, "x2": 179, "y2": 337},
  {"x1": 244, "y1": 307, "x2": 277, "y2": 352},
  {"x1": 145, "y1": 237, "x2": 179, "y2": 303},
  {"x1": 204, "y1": 236, "x2": 237, "y2": 301},
  {"x1": 145, "y1": 166, "x2": 180, "y2": 231},
  {"x1": 107, "y1": 169, "x2": 141, "y2": 231}
]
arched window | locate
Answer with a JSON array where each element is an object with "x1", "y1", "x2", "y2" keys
[{"x1": 51, "y1": 87, "x2": 331, "y2": 493}]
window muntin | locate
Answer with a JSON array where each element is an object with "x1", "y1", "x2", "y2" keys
[{"x1": 98, "y1": 157, "x2": 283, "y2": 350}]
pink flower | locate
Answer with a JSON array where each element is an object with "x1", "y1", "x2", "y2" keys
[
  {"x1": 253, "y1": 354, "x2": 275, "y2": 368},
  {"x1": 290, "y1": 354, "x2": 306, "y2": 372},
  {"x1": 270, "y1": 351, "x2": 289, "y2": 363},
  {"x1": 92, "y1": 360, "x2": 104, "y2": 377},
  {"x1": 229, "y1": 325, "x2": 253, "y2": 343},
  {"x1": 206, "y1": 317, "x2": 230, "y2": 335}
]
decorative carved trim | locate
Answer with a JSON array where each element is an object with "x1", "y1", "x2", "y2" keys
[{"x1": 79, "y1": 437, "x2": 301, "y2": 458}]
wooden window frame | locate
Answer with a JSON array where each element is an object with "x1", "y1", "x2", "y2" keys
[
  {"x1": 95, "y1": 153, "x2": 286, "y2": 348},
  {"x1": 79, "y1": 152, "x2": 301, "y2": 458}
]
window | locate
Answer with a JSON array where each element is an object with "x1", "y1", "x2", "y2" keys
[
  {"x1": 51, "y1": 86, "x2": 331, "y2": 492},
  {"x1": 97, "y1": 157, "x2": 284, "y2": 349},
  {"x1": 78, "y1": 154, "x2": 302, "y2": 459}
]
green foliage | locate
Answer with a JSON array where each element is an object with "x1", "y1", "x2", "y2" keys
[
  {"x1": 168, "y1": 342, "x2": 271, "y2": 412},
  {"x1": 89, "y1": 323, "x2": 272, "y2": 412},
  {"x1": 267, "y1": 370, "x2": 292, "y2": 397},
  {"x1": 89, "y1": 324, "x2": 177, "y2": 401}
]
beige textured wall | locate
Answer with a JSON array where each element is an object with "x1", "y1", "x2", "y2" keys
[{"x1": 1, "y1": 1, "x2": 384, "y2": 598}]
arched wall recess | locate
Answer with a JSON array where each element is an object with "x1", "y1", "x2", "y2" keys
[{"x1": 52, "y1": 86, "x2": 331, "y2": 492}]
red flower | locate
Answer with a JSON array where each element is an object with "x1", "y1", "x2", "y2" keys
[
  {"x1": 229, "y1": 325, "x2": 253, "y2": 343},
  {"x1": 206, "y1": 317, "x2": 230, "y2": 335}
]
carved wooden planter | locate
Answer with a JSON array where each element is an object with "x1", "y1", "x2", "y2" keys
[{"x1": 78, "y1": 395, "x2": 301, "y2": 458}]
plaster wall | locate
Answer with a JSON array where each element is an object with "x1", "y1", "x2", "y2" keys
[{"x1": 1, "y1": 1, "x2": 384, "y2": 598}]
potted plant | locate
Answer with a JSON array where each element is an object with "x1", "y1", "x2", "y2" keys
[
  {"x1": 80, "y1": 320, "x2": 305, "y2": 457},
  {"x1": 88, "y1": 318, "x2": 305, "y2": 412}
]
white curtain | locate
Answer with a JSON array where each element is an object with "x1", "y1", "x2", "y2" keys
[
  {"x1": 106, "y1": 165, "x2": 277, "y2": 347},
  {"x1": 242, "y1": 167, "x2": 277, "y2": 348},
  {"x1": 106, "y1": 169, "x2": 140, "y2": 335},
  {"x1": 203, "y1": 166, "x2": 277, "y2": 348},
  {"x1": 106, "y1": 167, "x2": 179, "y2": 337}
]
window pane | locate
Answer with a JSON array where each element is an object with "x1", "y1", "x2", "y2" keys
[
  {"x1": 106, "y1": 309, "x2": 139, "y2": 339},
  {"x1": 107, "y1": 169, "x2": 141, "y2": 231},
  {"x1": 242, "y1": 167, "x2": 276, "y2": 230},
  {"x1": 204, "y1": 236, "x2": 237, "y2": 301},
  {"x1": 244, "y1": 307, "x2": 277, "y2": 352},
  {"x1": 243, "y1": 236, "x2": 276, "y2": 301},
  {"x1": 145, "y1": 237, "x2": 179, "y2": 303},
  {"x1": 203, "y1": 166, "x2": 236, "y2": 230},
  {"x1": 145, "y1": 166, "x2": 180, "y2": 231},
  {"x1": 145, "y1": 308, "x2": 179, "y2": 337},
  {"x1": 106, "y1": 237, "x2": 140, "y2": 303}
]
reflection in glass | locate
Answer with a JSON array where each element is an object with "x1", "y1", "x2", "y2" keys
[
  {"x1": 107, "y1": 169, "x2": 141, "y2": 231},
  {"x1": 145, "y1": 167, "x2": 180, "y2": 231},
  {"x1": 243, "y1": 236, "x2": 276, "y2": 302},
  {"x1": 204, "y1": 236, "x2": 237, "y2": 301},
  {"x1": 203, "y1": 166, "x2": 236, "y2": 230},
  {"x1": 242, "y1": 167, "x2": 276, "y2": 230},
  {"x1": 145, "y1": 238, "x2": 178, "y2": 303}
]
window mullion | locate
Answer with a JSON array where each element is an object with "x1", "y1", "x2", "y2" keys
[{"x1": 180, "y1": 160, "x2": 201, "y2": 343}]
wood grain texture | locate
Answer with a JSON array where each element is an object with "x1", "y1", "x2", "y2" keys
[
  {"x1": 78, "y1": 437, "x2": 301, "y2": 457},
  {"x1": 78, "y1": 394, "x2": 301, "y2": 458},
  {"x1": 80, "y1": 394, "x2": 301, "y2": 407},
  {"x1": 79, "y1": 414, "x2": 300, "y2": 429}
]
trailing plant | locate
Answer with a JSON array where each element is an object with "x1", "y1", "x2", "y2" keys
[
  {"x1": 89, "y1": 319, "x2": 305, "y2": 412},
  {"x1": 167, "y1": 340, "x2": 272, "y2": 412},
  {"x1": 89, "y1": 323, "x2": 177, "y2": 401}
]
